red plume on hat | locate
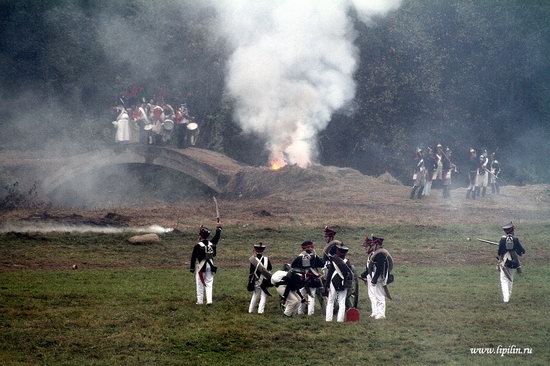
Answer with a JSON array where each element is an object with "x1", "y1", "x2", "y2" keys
[{"x1": 301, "y1": 240, "x2": 314, "y2": 249}]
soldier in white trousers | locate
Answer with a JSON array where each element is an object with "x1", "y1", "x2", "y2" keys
[
  {"x1": 248, "y1": 243, "x2": 272, "y2": 314},
  {"x1": 497, "y1": 222, "x2": 525, "y2": 303},
  {"x1": 190, "y1": 224, "x2": 222, "y2": 305},
  {"x1": 362, "y1": 236, "x2": 394, "y2": 320},
  {"x1": 325, "y1": 243, "x2": 352, "y2": 322}
]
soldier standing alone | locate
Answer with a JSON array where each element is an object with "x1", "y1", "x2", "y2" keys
[
  {"x1": 190, "y1": 224, "x2": 222, "y2": 305},
  {"x1": 497, "y1": 222, "x2": 525, "y2": 303}
]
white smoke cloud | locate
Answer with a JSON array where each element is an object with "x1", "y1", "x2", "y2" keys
[
  {"x1": 0, "y1": 223, "x2": 174, "y2": 234},
  {"x1": 213, "y1": 0, "x2": 401, "y2": 167}
]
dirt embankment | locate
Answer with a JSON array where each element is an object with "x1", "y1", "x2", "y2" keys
[{"x1": 1, "y1": 162, "x2": 549, "y2": 229}]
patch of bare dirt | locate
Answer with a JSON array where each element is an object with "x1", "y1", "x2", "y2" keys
[{"x1": 1, "y1": 163, "x2": 549, "y2": 230}]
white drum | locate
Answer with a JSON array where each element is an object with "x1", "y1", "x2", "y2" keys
[
  {"x1": 163, "y1": 119, "x2": 174, "y2": 131},
  {"x1": 187, "y1": 122, "x2": 198, "y2": 131},
  {"x1": 143, "y1": 124, "x2": 153, "y2": 131}
]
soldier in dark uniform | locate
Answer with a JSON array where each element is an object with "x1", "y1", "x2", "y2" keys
[
  {"x1": 422, "y1": 147, "x2": 437, "y2": 196},
  {"x1": 190, "y1": 224, "x2": 222, "y2": 305},
  {"x1": 497, "y1": 222, "x2": 525, "y2": 303},
  {"x1": 323, "y1": 226, "x2": 337, "y2": 244},
  {"x1": 276, "y1": 268, "x2": 306, "y2": 317},
  {"x1": 466, "y1": 148, "x2": 478, "y2": 199},
  {"x1": 291, "y1": 240, "x2": 325, "y2": 315},
  {"x1": 361, "y1": 236, "x2": 393, "y2": 319},
  {"x1": 325, "y1": 243, "x2": 353, "y2": 322},
  {"x1": 248, "y1": 243, "x2": 273, "y2": 314}
]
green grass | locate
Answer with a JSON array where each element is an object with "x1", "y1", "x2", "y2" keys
[{"x1": 1, "y1": 225, "x2": 549, "y2": 365}]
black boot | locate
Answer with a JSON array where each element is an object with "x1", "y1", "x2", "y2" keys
[
  {"x1": 417, "y1": 186, "x2": 424, "y2": 199},
  {"x1": 496, "y1": 183, "x2": 500, "y2": 194},
  {"x1": 482, "y1": 187, "x2": 486, "y2": 197},
  {"x1": 474, "y1": 187, "x2": 480, "y2": 197}
]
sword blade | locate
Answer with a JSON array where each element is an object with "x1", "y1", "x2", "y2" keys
[{"x1": 213, "y1": 196, "x2": 220, "y2": 223}]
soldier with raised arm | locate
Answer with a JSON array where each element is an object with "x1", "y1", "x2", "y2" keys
[{"x1": 190, "y1": 223, "x2": 222, "y2": 305}]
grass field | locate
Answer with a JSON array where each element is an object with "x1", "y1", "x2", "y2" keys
[{"x1": 1, "y1": 224, "x2": 549, "y2": 365}]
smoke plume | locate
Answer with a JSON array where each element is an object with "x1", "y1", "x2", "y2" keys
[{"x1": 213, "y1": 0, "x2": 400, "y2": 167}]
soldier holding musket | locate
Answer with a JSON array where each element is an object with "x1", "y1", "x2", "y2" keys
[
  {"x1": 361, "y1": 236, "x2": 394, "y2": 319},
  {"x1": 498, "y1": 222, "x2": 525, "y2": 303},
  {"x1": 325, "y1": 243, "x2": 353, "y2": 322},
  {"x1": 248, "y1": 243, "x2": 273, "y2": 314}
]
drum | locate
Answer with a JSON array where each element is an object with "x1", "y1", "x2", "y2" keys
[
  {"x1": 187, "y1": 122, "x2": 198, "y2": 131},
  {"x1": 143, "y1": 124, "x2": 153, "y2": 131},
  {"x1": 163, "y1": 119, "x2": 174, "y2": 131}
]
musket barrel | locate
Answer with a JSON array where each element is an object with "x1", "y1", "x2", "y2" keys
[{"x1": 476, "y1": 238, "x2": 499, "y2": 246}]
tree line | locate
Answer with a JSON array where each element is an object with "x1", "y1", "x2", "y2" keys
[{"x1": 1, "y1": 0, "x2": 549, "y2": 184}]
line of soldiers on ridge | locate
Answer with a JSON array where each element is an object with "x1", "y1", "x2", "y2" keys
[
  {"x1": 410, "y1": 144, "x2": 501, "y2": 200},
  {"x1": 112, "y1": 99, "x2": 199, "y2": 148},
  {"x1": 190, "y1": 225, "x2": 394, "y2": 322},
  {"x1": 189, "y1": 221, "x2": 526, "y2": 323}
]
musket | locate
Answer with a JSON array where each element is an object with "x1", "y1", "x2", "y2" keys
[
  {"x1": 472, "y1": 238, "x2": 513, "y2": 281},
  {"x1": 213, "y1": 196, "x2": 220, "y2": 224},
  {"x1": 484, "y1": 168, "x2": 499, "y2": 180},
  {"x1": 475, "y1": 238, "x2": 499, "y2": 246}
]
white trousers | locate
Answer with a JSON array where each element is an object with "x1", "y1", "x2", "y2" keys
[
  {"x1": 276, "y1": 285, "x2": 301, "y2": 316},
  {"x1": 367, "y1": 274, "x2": 386, "y2": 318},
  {"x1": 475, "y1": 171, "x2": 489, "y2": 187},
  {"x1": 195, "y1": 267, "x2": 214, "y2": 304},
  {"x1": 298, "y1": 288, "x2": 317, "y2": 315},
  {"x1": 325, "y1": 283, "x2": 347, "y2": 322},
  {"x1": 249, "y1": 282, "x2": 268, "y2": 313},
  {"x1": 500, "y1": 268, "x2": 515, "y2": 303}
]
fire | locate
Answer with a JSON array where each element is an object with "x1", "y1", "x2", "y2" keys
[{"x1": 270, "y1": 159, "x2": 287, "y2": 170}]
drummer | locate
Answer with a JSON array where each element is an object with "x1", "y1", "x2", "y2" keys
[
  {"x1": 175, "y1": 104, "x2": 189, "y2": 148},
  {"x1": 149, "y1": 105, "x2": 164, "y2": 145}
]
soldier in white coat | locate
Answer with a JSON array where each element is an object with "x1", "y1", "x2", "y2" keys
[{"x1": 112, "y1": 106, "x2": 130, "y2": 143}]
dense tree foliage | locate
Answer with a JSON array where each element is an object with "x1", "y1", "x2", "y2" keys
[{"x1": 1, "y1": 0, "x2": 549, "y2": 183}]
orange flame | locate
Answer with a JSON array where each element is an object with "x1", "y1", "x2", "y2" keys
[{"x1": 270, "y1": 159, "x2": 287, "y2": 170}]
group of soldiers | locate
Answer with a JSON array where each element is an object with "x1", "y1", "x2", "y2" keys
[
  {"x1": 410, "y1": 145, "x2": 501, "y2": 200},
  {"x1": 410, "y1": 144, "x2": 457, "y2": 199},
  {"x1": 112, "y1": 99, "x2": 199, "y2": 148},
  {"x1": 189, "y1": 221, "x2": 526, "y2": 321},
  {"x1": 466, "y1": 148, "x2": 501, "y2": 199},
  {"x1": 190, "y1": 225, "x2": 395, "y2": 322}
]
